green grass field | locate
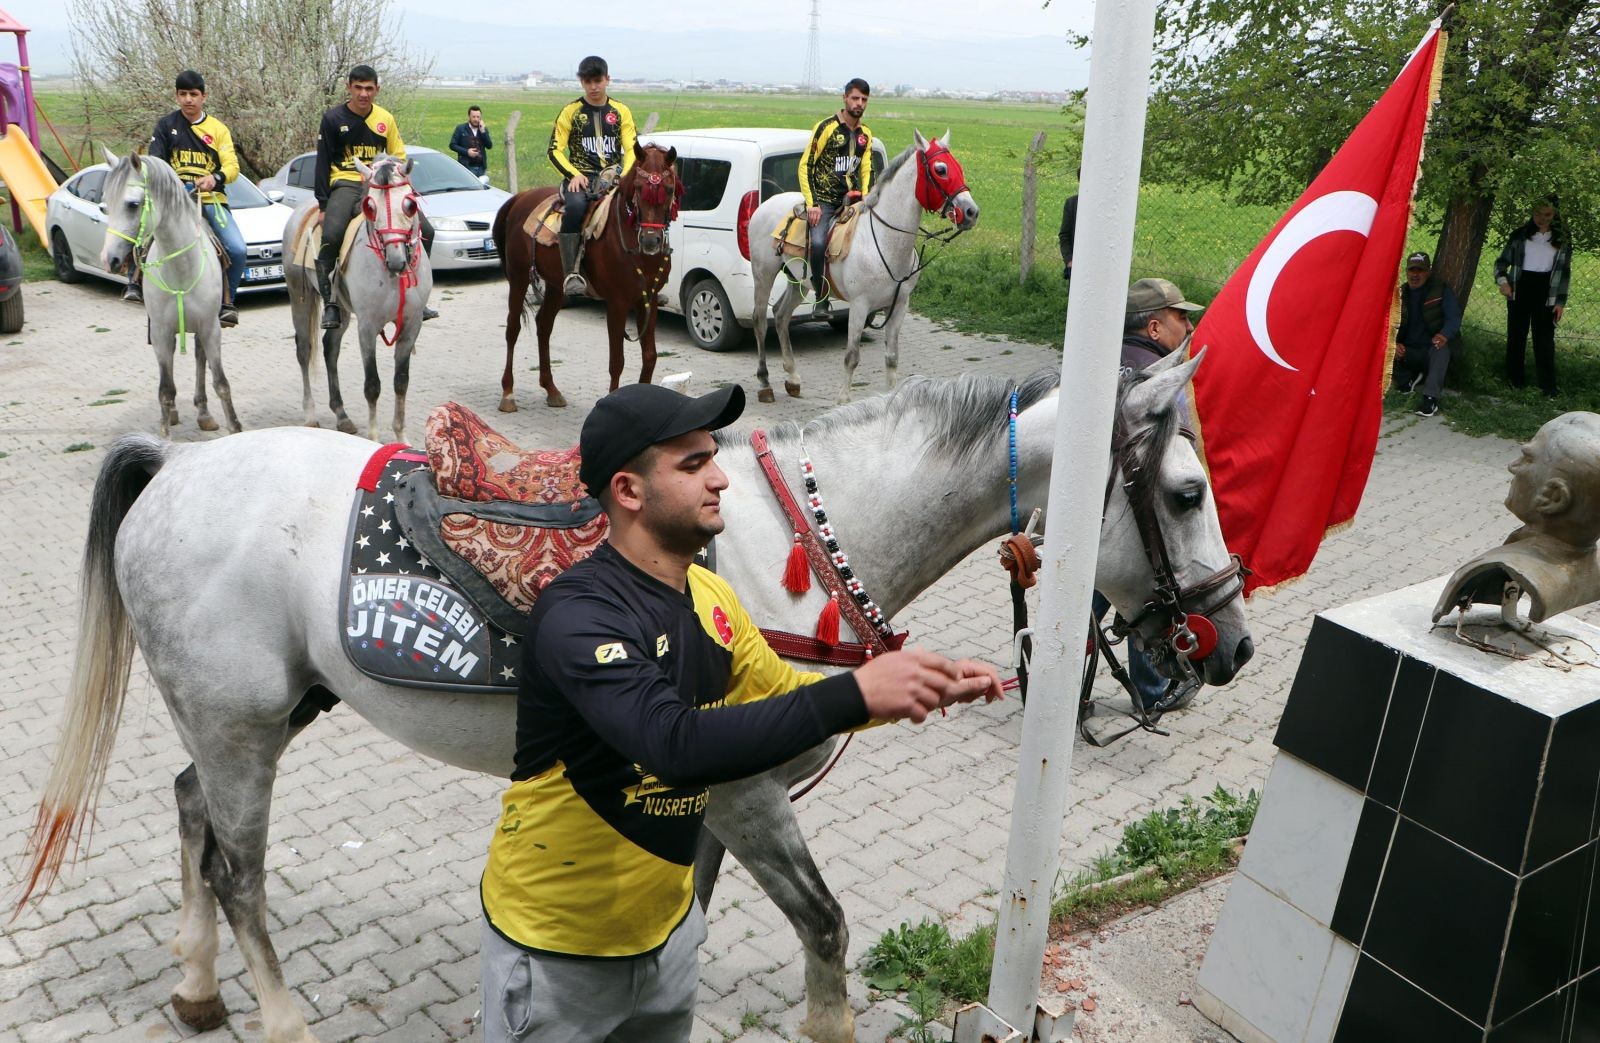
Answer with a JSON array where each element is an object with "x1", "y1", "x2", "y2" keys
[{"x1": 18, "y1": 84, "x2": 1598, "y2": 440}]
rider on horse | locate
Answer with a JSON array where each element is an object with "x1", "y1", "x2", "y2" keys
[
  {"x1": 547, "y1": 55, "x2": 637, "y2": 297},
  {"x1": 799, "y1": 78, "x2": 875, "y2": 314},
  {"x1": 313, "y1": 64, "x2": 437, "y2": 330},
  {"x1": 134, "y1": 70, "x2": 246, "y2": 328}
]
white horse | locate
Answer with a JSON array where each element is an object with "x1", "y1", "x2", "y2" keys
[
  {"x1": 100, "y1": 150, "x2": 240, "y2": 437},
  {"x1": 285, "y1": 155, "x2": 433, "y2": 442},
  {"x1": 17, "y1": 352, "x2": 1252, "y2": 1043},
  {"x1": 749, "y1": 129, "x2": 979, "y2": 405}
]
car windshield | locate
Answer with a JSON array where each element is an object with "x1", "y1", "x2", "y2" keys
[
  {"x1": 224, "y1": 177, "x2": 273, "y2": 209},
  {"x1": 407, "y1": 152, "x2": 486, "y2": 195}
]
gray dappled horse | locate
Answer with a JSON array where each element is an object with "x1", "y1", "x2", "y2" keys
[
  {"x1": 18, "y1": 353, "x2": 1252, "y2": 1043},
  {"x1": 747, "y1": 130, "x2": 980, "y2": 405},
  {"x1": 285, "y1": 155, "x2": 433, "y2": 442},
  {"x1": 100, "y1": 150, "x2": 240, "y2": 437}
]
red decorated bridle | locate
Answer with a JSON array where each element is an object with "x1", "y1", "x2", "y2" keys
[
  {"x1": 914, "y1": 139, "x2": 970, "y2": 223},
  {"x1": 360, "y1": 160, "x2": 424, "y2": 346},
  {"x1": 620, "y1": 153, "x2": 683, "y2": 256}
]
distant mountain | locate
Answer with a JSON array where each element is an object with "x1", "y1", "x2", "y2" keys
[{"x1": 394, "y1": 13, "x2": 1085, "y2": 93}]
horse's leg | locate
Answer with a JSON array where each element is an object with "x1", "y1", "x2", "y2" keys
[
  {"x1": 881, "y1": 299, "x2": 908, "y2": 391},
  {"x1": 170, "y1": 764, "x2": 227, "y2": 1031},
  {"x1": 693, "y1": 826, "x2": 728, "y2": 912},
  {"x1": 358, "y1": 322, "x2": 383, "y2": 443},
  {"x1": 153, "y1": 329, "x2": 179, "y2": 436},
  {"x1": 752, "y1": 257, "x2": 780, "y2": 403},
  {"x1": 392, "y1": 333, "x2": 414, "y2": 443},
  {"x1": 200, "y1": 325, "x2": 242, "y2": 434},
  {"x1": 192, "y1": 338, "x2": 218, "y2": 432},
  {"x1": 294, "y1": 309, "x2": 318, "y2": 427},
  {"x1": 837, "y1": 307, "x2": 867, "y2": 405},
  {"x1": 500, "y1": 260, "x2": 529, "y2": 412},
  {"x1": 322, "y1": 325, "x2": 357, "y2": 435},
  {"x1": 706, "y1": 767, "x2": 853, "y2": 1043},
  {"x1": 606, "y1": 300, "x2": 628, "y2": 392},
  {"x1": 637, "y1": 303, "x2": 658, "y2": 386},
  {"x1": 775, "y1": 278, "x2": 804, "y2": 400},
  {"x1": 534, "y1": 269, "x2": 567, "y2": 408}
]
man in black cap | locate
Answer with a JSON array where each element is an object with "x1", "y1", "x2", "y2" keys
[
  {"x1": 1394, "y1": 251, "x2": 1460, "y2": 417},
  {"x1": 478, "y1": 382, "x2": 1002, "y2": 1042}
]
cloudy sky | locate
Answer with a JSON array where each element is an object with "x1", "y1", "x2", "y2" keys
[{"x1": 0, "y1": 0, "x2": 1091, "y2": 91}]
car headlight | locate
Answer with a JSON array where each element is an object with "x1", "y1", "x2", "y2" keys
[{"x1": 431, "y1": 218, "x2": 469, "y2": 232}]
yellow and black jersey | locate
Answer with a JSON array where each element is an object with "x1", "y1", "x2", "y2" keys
[
  {"x1": 314, "y1": 102, "x2": 406, "y2": 204},
  {"x1": 548, "y1": 96, "x2": 637, "y2": 180},
  {"x1": 481, "y1": 542, "x2": 866, "y2": 959},
  {"x1": 798, "y1": 114, "x2": 874, "y2": 207},
  {"x1": 148, "y1": 111, "x2": 238, "y2": 206}
]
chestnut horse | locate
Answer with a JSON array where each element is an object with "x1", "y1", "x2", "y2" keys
[{"x1": 490, "y1": 143, "x2": 681, "y2": 410}]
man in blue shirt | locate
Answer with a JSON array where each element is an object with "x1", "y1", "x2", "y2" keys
[{"x1": 1394, "y1": 251, "x2": 1462, "y2": 418}]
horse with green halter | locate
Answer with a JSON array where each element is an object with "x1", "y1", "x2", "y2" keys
[{"x1": 100, "y1": 149, "x2": 241, "y2": 436}]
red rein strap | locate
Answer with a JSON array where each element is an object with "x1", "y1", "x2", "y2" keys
[{"x1": 750, "y1": 429, "x2": 906, "y2": 667}]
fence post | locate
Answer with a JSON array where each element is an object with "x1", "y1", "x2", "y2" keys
[
  {"x1": 503, "y1": 110, "x2": 522, "y2": 193},
  {"x1": 640, "y1": 111, "x2": 660, "y2": 135},
  {"x1": 1019, "y1": 130, "x2": 1048, "y2": 285}
]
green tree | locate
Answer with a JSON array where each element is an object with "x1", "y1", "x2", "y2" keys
[
  {"x1": 69, "y1": 0, "x2": 432, "y2": 177},
  {"x1": 1133, "y1": 0, "x2": 1600, "y2": 310}
]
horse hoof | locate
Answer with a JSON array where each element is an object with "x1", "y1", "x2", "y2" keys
[
  {"x1": 336, "y1": 418, "x2": 357, "y2": 435},
  {"x1": 228, "y1": 422, "x2": 243, "y2": 434},
  {"x1": 546, "y1": 394, "x2": 568, "y2": 409},
  {"x1": 197, "y1": 416, "x2": 219, "y2": 433},
  {"x1": 304, "y1": 419, "x2": 321, "y2": 429},
  {"x1": 757, "y1": 388, "x2": 776, "y2": 404},
  {"x1": 172, "y1": 993, "x2": 228, "y2": 1031},
  {"x1": 498, "y1": 396, "x2": 519, "y2": 413},
  {"x1": 785, "y1": 382, "x2": 803, "y2": 399},
  {"x1": 166, "y1": 410, "x2": 181, "y2": 426}
]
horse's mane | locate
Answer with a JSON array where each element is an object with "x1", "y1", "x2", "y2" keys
[
  {"x1": 104, "y1": 154, "x2": 197, "y2": 229},
  {"x1": 859, "y1": 143, "x2": 917, "y2": 210},
  {"x1": 733, "y1": 368, "x2": 1061, "y2": 467}
]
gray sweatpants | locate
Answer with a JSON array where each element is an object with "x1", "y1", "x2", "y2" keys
[{"x1": 480, "y1": 902, "x2": 707, "y2": 1043}]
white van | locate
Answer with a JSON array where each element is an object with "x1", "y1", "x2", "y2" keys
[{"x1": 647, "y1": 128, "x2": 889, "y2": 351}]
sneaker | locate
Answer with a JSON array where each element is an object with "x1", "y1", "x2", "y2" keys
[{"x1": 1416, "y1": 396, "x2": 1439, "y2": 417}]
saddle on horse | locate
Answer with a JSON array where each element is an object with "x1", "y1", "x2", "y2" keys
[
  {"x1": 773, "y1": 203, "x2": 862, "y2": 264},
  {"x1": 287, "y1": 207, "x2": 371, "y2": 274},
  {"x1": 521, "y1": 189, "x2": 620, "y2": 247}
]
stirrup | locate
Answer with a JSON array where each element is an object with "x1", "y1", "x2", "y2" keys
[{"x1": 563, "y1": 273, "x2": 589, "y2": 297}]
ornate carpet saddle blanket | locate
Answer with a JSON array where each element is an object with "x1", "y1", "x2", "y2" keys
[
  {"x1": 339, "y1": 403, "x2": 609, "y2": 692},
  {"x1": 520, "y1": 189, "x2": 617, "y2": 247},
  {"x1": 773, "y1": 202, "x2": 861, "y2": 263}
]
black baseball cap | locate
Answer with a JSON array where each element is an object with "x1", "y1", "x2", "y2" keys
[
  {"x1": 579, "y1": 383, "x2": 746, "y2": 497},
  {"x1": 1406, "y1": 251, "x2": 1431, "y2": 269}
]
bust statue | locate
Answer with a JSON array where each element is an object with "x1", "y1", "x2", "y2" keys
[{"x1": 1433, "y1": 412, "x2": 1600, "y2": 625}]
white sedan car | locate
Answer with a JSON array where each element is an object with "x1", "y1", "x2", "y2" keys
[
  {"x1": 46, "y1": 166, "x2": 294, "y2": 291},
  {"x1": 260, "y1": 146, "x2": 511, "y2": 270}
]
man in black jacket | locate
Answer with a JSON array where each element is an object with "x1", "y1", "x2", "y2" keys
[
  {"x1": 1394, "y1": 251, "x2": 1461, "y2": 418},
  {"x1": 449, "y1": 105, "x2": 492, "y2": 178}
]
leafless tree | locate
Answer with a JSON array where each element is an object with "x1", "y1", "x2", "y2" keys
[{"x1": 70, "y1": 0, "x2": 432, "y2": 177}]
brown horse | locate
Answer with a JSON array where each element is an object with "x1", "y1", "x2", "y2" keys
[{"x1": 491, "y1": 143, "x2": 681, "y2": 409}]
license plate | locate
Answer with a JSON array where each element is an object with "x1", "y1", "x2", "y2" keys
[
  {"x1": 247, "y1": 264, "x2": 284, "y2": 281},
  {"x1": 482, "y1": 238, "x2": 496, "y2": 251}
]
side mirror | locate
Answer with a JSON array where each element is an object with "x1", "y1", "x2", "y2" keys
[
  {"x1": 267, "y1": 189, "x2": 285, "y2": 203},
  {"x1": 478, "y1": 175, "x2": 491, "y2": 187}
]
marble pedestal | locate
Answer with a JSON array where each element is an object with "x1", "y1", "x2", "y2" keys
[{"x1": 1195, "y1": 579, "x2": 1600, "y2": 1043}]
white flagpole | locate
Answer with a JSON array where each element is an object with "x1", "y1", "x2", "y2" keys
[{"x1": 981, "y1": 0, "x2": 1161, "y2": 1031}]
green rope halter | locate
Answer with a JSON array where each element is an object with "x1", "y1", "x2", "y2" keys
[{"x1": 108, "y1": 176, "x2": 205, "y2": 355}]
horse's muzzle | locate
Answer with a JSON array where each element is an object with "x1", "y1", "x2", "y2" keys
[
  {"x1": 639, "y1": 231, "x2": 666, "y2": 256},
  {"x1": 385, "y1": 246, "x2": 409, "y2": 274},
  {"x1": 948, "y1": 201, "x2": 981, "y2": 229}
]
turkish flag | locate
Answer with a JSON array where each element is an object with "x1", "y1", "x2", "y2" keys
[{"x1": 1189, "y1": 25, "x2": 1445, "y2": 594}]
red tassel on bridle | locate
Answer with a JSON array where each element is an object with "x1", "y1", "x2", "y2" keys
[
  {"x1": 782, "y1": 533, "x2": 811, "y2": 593},
  {"x1": 815, "y1": 593, "x2": 841, "y2": 646}
]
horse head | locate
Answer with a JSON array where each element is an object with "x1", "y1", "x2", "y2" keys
[
  {"x1": 911, "y1": 129, "x2": 979, "y2": 230},
  {"x1": 355, "y1": 154, "x2": 420, "y2": 274},
  {"x1": 1095, "y1": 348, "x2": 1254, "y2": 686},
  {"x1": 626, "y1": 142, "x2": 680, "y2": 256},
  {"x1": 99, "y1": 147, "x2": 150, "y2": 274}
]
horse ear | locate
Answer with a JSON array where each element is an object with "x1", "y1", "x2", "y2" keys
[
  {"x1": 102, "y1": 146, "x2": 119, "y2": 167},
  {"x1": 941, "y1": 128, "x2": 952, "y2": 147},
  {"x1": 633, "y1": 141, "x2": 646, "y2": 165},
  {"x1": 354, "y1": 157, "x2": 372, "y2": 180},
  {"x1": 1123, "y1": 347, "x2": 1204, "y2": 421},
  {"x1": 913, "y1": 128, "x2": 928, "y2": 150},
  {"x1": 404, "y1": 157, "x2": 414, "y2": 175},
  {"x1": 130, "y1": 151, "x2": 142, "y2": 172},
  {"x1": 666, "y1": 146, "x2": 677, "y2": 166}
]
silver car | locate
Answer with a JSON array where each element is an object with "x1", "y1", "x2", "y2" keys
[
  {"x1": 260, "y1": 145, "x2": 511, "y2": 270},
  {"x1": 46, "y1": 166, "x2": 293, "y2": 291}
]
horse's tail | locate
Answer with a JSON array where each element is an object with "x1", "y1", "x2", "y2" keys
[
  {"x1": 492, "y1": 196, "x2": 511, "y2": 280},
  {"x1": 14, "y1": 434, "x2": 167, "y2": 916}
]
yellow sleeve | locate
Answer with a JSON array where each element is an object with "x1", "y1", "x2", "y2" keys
[
  {"x1": 857, "y1": 125, "x2": 873, "y2": 196},
  {"x1": 548, "y1": 101, "x2": 582, "y2": 179},
  {"x1": 617, "y1": 102, "x2": 637, "y2": 174},
  {"x1": 213, "y1": 121, "x2": 239, "y2": 184},
  {"x1": 797, "y1": 118, "x2": 826, "y2": 208},
  {"x1": 384, "y1": 108, "x2": 406, "y2": 160},
  {"x1": 721, "y1": 591, "x2": 825, "y2": 706}
]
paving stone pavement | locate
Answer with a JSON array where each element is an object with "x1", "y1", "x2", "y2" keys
[{"x1": 0, "y1": 270, "x2": 1544, "y2": 1042}]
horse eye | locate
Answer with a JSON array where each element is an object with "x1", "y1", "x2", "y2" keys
[
  {"x1": 1171, "y1": 486, "x2": 1205, "y2": 512},
  {"x1": 934, "y1": 162, "x2": 948, "y2": 176}
]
